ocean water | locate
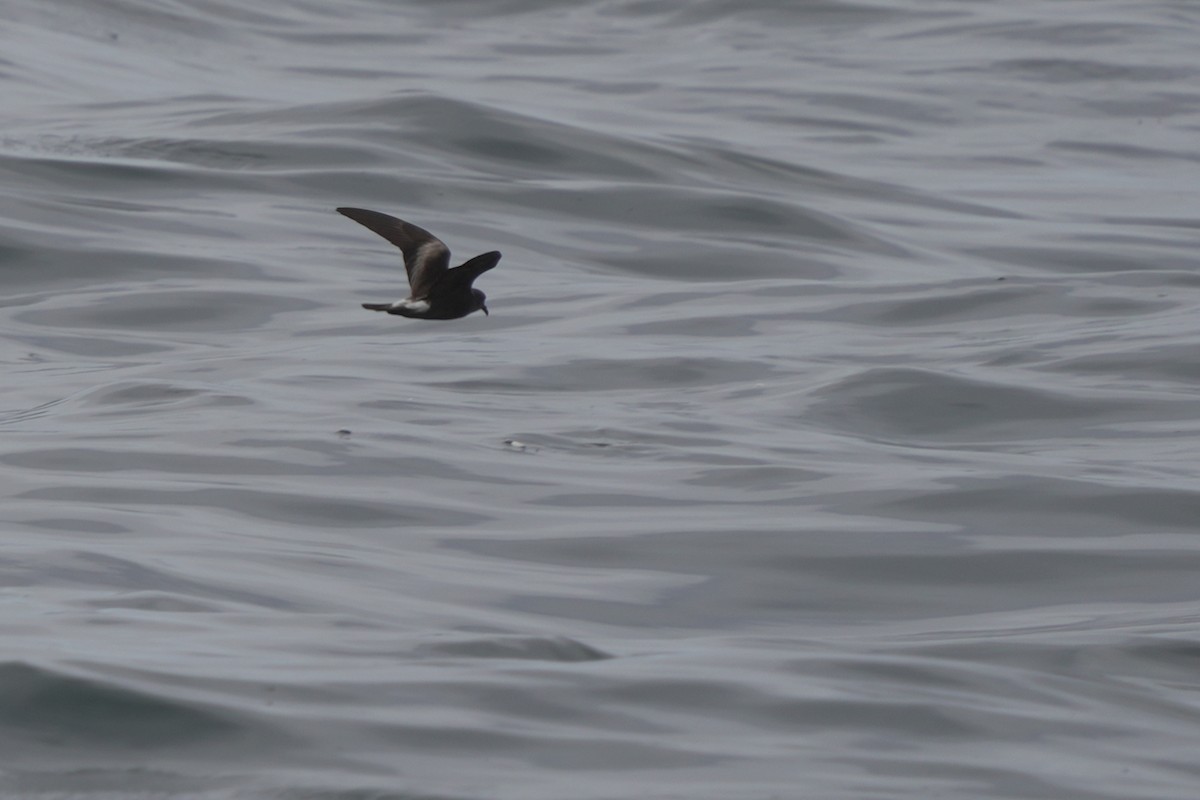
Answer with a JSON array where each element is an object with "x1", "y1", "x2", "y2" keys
[{"x1": 3, "y1": 0, "x2": 1200, "y2": 797}]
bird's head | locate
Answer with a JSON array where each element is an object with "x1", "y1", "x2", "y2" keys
[{"x1": 472, "y1": 288, "x2": 488, "y2": 316}]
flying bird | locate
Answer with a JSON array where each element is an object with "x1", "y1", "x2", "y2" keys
[{"x1": 337, "y1": 207, "x2": 500, "y2": 320}]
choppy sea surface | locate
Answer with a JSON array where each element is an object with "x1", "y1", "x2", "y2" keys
[{"x1": 3, "y1": 1, "x2": 1200, "y2": 797}]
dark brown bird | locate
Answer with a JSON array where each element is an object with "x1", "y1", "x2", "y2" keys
[{"x1": 337, "y1": 207, "x2": 500, "y2": 319}]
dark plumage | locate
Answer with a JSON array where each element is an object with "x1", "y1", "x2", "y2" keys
[{"x1": 337, "y1": 207, "x2": 500, "y2": 320}]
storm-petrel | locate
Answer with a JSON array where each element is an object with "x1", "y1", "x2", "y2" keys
[{"x1": 337, "y1": 207, "x2": 500, "y2": 319}]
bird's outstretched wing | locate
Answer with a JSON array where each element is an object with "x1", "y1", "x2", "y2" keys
[
  {"x1": 337, "y1": 207, "x2": 450, "y2": 299},
  {"x1": 434, "y1": 251, "x2": 501, "y2": 296}
]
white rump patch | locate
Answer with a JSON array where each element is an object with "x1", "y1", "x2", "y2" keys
[{"x1": 393, "y1": 298, "x2": 430, "y2": 313}]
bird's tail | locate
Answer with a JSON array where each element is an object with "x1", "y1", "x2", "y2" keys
[{"x1": 362, "y1": 303, "x2": 392, "y2": 312}]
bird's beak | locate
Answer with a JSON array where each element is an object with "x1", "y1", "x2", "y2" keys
[{"x1": 481, "y1": 304, "x2": 489, "y2": 316}]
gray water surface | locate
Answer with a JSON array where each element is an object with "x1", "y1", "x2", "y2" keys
[{"x1": 3, "y1": 1, "x2": 1200, "y2": 798}]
